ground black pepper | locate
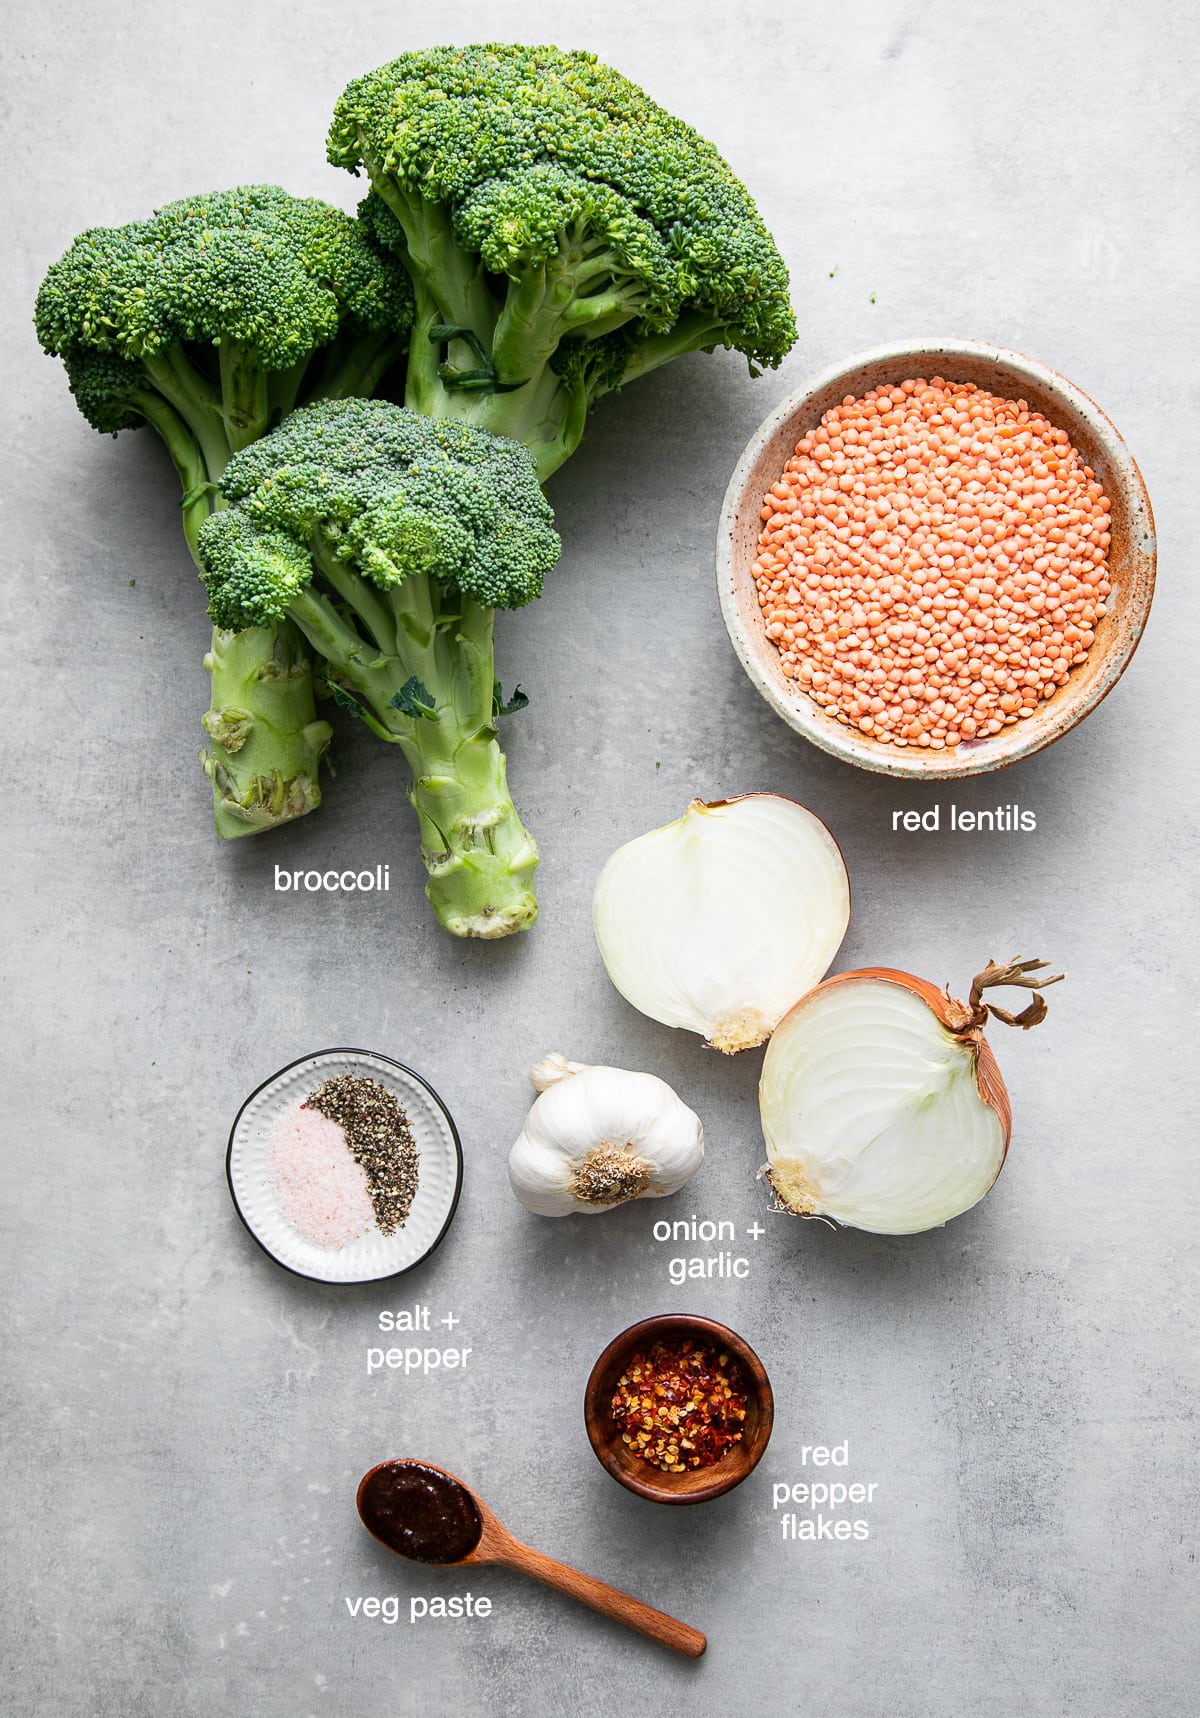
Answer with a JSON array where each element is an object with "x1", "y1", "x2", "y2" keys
[{"x1": 306, "y1": 1075, "x2": 420, "y2": 1235}]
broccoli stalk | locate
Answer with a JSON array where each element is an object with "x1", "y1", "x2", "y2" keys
[
  {"x1": 34, "y1": 187, "x2": 412, "y2": 836},
  {"x1": 330, "y1": 45, "x2": 797, "y2": 479},
  {"x1": 296, "y1": 583, "x2": 537, "y2": 933},
  {"x1": 198, "y1": 401, "x2": 559, "y2": 938},
  {"x1": 201, "y1": 625, "x2": 335, "y2": 831}
]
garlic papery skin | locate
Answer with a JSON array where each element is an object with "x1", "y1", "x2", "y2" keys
[
  {"x1": 592, "y1": 795, "x2": 850, "y2": 1054},
  {"x1": 759, "y1": 959, "x2": 1061, "y2": 1235},
  {"x1": 508, "y1": 1056, "x2": 705, "y2": 1217}
]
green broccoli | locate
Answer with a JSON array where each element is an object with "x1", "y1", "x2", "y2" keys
[
  {"x1": 197, "y1": 400, "x2": 560, "y2": 938},
  {"x1": 329, "y1": 44, "x2": 796, "y2": 478},
  {"x1": 34, "y1": 186, "x2": 413, "y2": 836}
]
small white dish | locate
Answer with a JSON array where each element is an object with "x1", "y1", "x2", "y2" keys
[{"x1": 227, "y1": 1048, "x2": 463, "y2": 1283}]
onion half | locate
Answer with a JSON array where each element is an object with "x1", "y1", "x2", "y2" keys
[
  {"x1": 759, "y1": 958, "x2": 1062, "y2": 1234},
  {"x1": 593, "y1": 795, "x2": 850, "y2": 1053}
]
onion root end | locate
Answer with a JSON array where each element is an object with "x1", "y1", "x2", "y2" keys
[
  {"x1": 707, "y1": 1011, "x2": 773, "y2": 1054},
  {"x1": 761, "y1": 1159, "x2": 826, "y2": 1219}
]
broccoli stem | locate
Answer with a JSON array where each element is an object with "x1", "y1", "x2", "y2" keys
[
  {"x1": 490, "y1": 237, "x2": 645, "y2": 378},
  {"x1": 370, "y1": 172, "x2": 497, "y2": 350},
  {"x1": 616, "y1": 309, "x2": 732, "y2": 385},
  {"x1": 131, "y1": 347, "x2": 334, "y2": 838},
  {"x1": 402, "y1": 311, "x2": 583, "y2": 480},
  {"x1": 489, "y1": 262, "x2": 561, "y2": 382},
  {"x1": 386, "y1": 203, "x2": 593, "y2": 476},
  {"x1": 219, "y1": 341, "x2": 271, "y2": 450},
  {"x1": 397, "y1": 241, "x2": 587, "y2": 474},
  {"x1": 299, "y1": 329, "x2": 409, "y2": 406},
  {"x1": 141, "y1": 351, "x2": 232, "y2": 483},
  {"x1": 128, "y1": 391, "x2": 212, "y2": 552},
  {"x1": 201, "y1": 624, "x2": 333, "y2": 837},
  {"x1": 200, "y1": 609, "x2": 330, "y2": 841},
  {"x1": 464, "y1": 367, "x2": 584, "y2": 476},
  {"x1": 288, "y1": 572, "x2": 539, "y2": 939}
]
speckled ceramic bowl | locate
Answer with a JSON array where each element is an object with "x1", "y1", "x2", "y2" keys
[{"x1": 717, "y1": 340, "x2": 1156, "y2": 779}]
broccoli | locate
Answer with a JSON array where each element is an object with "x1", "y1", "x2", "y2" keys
[
  {"x1": 329, "y1": 44, "x2": 797, "y2": 478},
  {"x1": 34, "y1": 186, "x2": 413, "y2": 836},
  {"x1": 197, "y1": 400, "x2": 560, "y2": 938}
]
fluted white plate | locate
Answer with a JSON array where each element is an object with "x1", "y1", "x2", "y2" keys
[{"x1": 227, "y1": 1048, "x2": 463, "y2": 1283}]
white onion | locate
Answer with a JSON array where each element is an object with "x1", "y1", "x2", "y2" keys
[
  {"x1": 592, "y1": 795, "x2": 850, "y2": 1053},
  {"x1": 759, "y1": 960, "x2": 1061, "y2": 1234}
]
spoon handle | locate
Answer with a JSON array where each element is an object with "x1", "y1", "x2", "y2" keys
[{"x1": 498, "y1": 1539, "x2": 707, "y2": 1658}]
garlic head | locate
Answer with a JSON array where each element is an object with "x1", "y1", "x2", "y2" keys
[{"x1": 508, "y1": 1055, "x2": 705, "y2": 1217}]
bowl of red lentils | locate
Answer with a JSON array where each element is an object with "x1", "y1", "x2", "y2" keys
[
  {"x1": 584, "y1": 1314, "x2": 773, "y2": 1504},
  {"x1": 718, "y1": 340, "x2": 1155, "y2": 777}
]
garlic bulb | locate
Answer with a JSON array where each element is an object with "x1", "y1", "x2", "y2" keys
[
  {"x1": 593, "y1": 795, "x2": 850, "y2": 1053},
  {"x1": 760, "y1": 958, "x2": 1062, "y2": 1234},
  {"x1": 508, "y1": 1054, "x2": 705, "y2": 1216}
]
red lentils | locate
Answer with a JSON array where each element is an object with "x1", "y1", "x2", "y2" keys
[
  {"x1": 611, "y1": 1339, "x2": 748, "y2": 1473},
  {"x1": 754, "y1": 378, "x2": 1112, "y2": 748}
]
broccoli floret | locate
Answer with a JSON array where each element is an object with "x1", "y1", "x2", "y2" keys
[
  {"x1": 329, "y1": 45, "x2": 797, "y2": 476},
  {"x1": 36, "y1": 186, "x2": 413, "y2": 466},
  {"x1": 199, "y1": 400, "x2": 560, "y2": 938},
  {"x1": 34, "y1": 187, "x2": 414, "y2": 837}
]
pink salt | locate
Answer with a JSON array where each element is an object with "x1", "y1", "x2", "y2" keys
[{"x1": 269, "y1": 1100, "x2": 374, "y2": 1249}]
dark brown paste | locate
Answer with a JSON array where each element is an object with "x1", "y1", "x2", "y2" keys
[{"x1": 357, "y1": 1462, "x2": 482, "y2": 1564}]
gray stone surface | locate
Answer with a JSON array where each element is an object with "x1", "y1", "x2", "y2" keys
[{"x1": 2, "y1": 3, "x2": 1197, "y2": 1714}]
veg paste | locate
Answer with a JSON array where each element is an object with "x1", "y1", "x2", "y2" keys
[{"x1": 358, "y1": 1462, "x2": 482, "y2": 1563}]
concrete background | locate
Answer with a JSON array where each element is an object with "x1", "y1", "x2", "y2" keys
[{"x1": 3, "y1": 2, "x2": 1197, "y2": 1714}]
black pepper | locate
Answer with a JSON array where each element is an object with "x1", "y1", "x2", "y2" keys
[{"x1": 306, "y1": 1075, "x2": 420, "y2": 1234}]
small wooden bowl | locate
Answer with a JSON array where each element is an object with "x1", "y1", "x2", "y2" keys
[
  {"x1": 717, "y1": 339, "x2": 1156, "y2": 779},
  {"x1": 584, "y1": 1315, "x2": 773, "y2": 1505}
]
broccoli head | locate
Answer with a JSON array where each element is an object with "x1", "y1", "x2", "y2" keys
[
  {"x1": 329, "y1": 45, "x2": 796, "y2": 475},
  {"x1": 34, "y1": 187, "x2": 415, "y2": 840},
  {"x1": 199, "y1": 401, "x2": 559, "y2": 938},
  {"x1": 201, "y1": 398, "x2": 558, "y2": 623},
  {"x1": 35, "y1": 185, "x2": 413, "y2": 474}
]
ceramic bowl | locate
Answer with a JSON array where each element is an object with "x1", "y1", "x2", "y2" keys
[
  {"x1": 717, "y1": 339, "x2": 1156, "y2": 778},
  {"x1": 584, "y1": 1314, "x2": 773, "y2": 1505},
  {"x1": 227, "y1": 1047, "x2": 462, "y2": 1284}
]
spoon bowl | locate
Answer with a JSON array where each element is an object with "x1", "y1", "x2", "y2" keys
[{"x1": 357, "y1": 1458, "x2": 707, "y2": 1657}]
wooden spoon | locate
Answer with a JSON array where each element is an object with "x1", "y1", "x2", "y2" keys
[{"x1": 357, "y1": 1459, "x2": 707, "y2": 1659}]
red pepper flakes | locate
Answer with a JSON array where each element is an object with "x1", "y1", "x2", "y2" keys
[{"x1": 611, "y1": 1339, "x2": 748, "y2": 1473}]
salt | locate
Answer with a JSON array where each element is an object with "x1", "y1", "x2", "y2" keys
[{"x1": 269, "y1": 1100, "x2": 375, "y2": 1249}]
